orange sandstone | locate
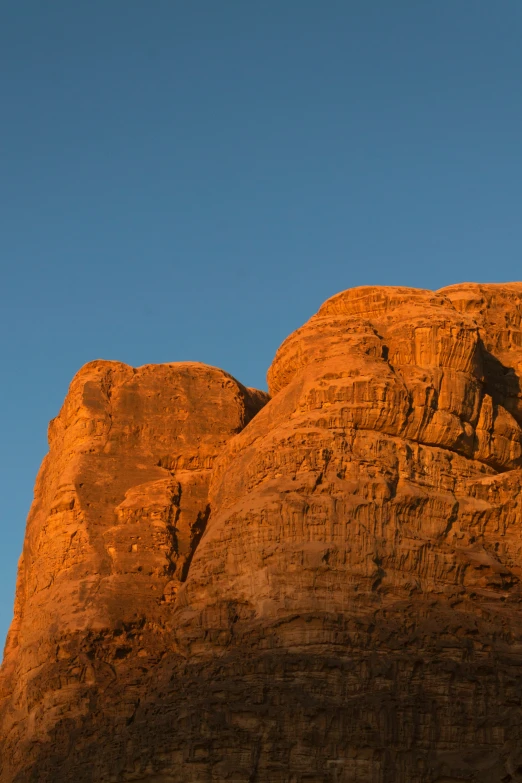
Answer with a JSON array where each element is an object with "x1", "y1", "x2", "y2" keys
[{"x1": 2, "y1": 284, "x2": 522, "y2": 783}]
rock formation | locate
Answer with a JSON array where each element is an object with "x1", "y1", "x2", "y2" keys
[
  {"x1": 2, "y1": 283, "x2": 522, "y2": 783},
  {"x1": 0, "y1": 361, "x2": 268, "y2": 781}
]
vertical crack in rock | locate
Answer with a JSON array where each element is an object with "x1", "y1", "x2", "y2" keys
[
  {"x1": 165, "y1": 483, "x2": 182, "y2": 576},
  {"x1": 180, "y1": 504, "x2": 210, "y2": 583}
]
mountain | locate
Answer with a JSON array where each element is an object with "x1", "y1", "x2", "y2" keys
[{"x1": 2, "y1": 283, "x2": 522, "y2": 783}]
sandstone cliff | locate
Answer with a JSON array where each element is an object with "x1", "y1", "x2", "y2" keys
[{"x1": 1, "y1": 284, "x2": 522, "y2": 783}]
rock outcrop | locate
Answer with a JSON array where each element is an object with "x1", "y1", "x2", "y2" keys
[
  {"x1": 0, "y1": 361, "x2": 268, "y2": 781},
  {"x1": 2, "y1": 283, "x2": 522, "y2": 783}
]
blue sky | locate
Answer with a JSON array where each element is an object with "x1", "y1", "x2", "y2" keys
[{"x1": 1, "y1": 1, "x2": 522, "y2": 649}]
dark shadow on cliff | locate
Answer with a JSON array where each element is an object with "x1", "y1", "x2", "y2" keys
[
  {"x1": 180, "y1": 505, "x2": 210, "y2": 583},
  {"x1": 480, "y1": 339, "x2": 522, "y2": 426}
]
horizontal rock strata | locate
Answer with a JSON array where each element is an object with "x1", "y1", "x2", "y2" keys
[{"x1": 1, "y1": 283, "x2": 522, "y2": 783}]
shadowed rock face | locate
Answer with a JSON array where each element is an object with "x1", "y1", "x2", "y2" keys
[{"x1": 2, "y1": 284, "x2": 522, "y2": 783}]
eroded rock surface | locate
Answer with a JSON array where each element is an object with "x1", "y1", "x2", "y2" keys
[
  {"x1": 2, "y1": 284, "x2": 522, "y2": 783},
  {"x1": 0, "y1": 360, "x2": 268, "y2": 781}
]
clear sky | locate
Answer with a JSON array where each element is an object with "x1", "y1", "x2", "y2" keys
[{"x1": 1, "y1": 1, "x2": 522, "y2": 650}]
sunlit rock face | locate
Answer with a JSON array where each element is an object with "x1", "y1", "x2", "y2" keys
[
  {"x1": 2, "y1": 284, "x2": 522, "y2": 783},
  {"x1": 0, "y1": 360, "x2": 268, "y2": 782}
]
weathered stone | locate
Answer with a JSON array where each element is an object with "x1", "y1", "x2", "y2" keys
[
  {"x1": 2, "y1": 284, "x2": 522, "y2": 783},
  {"x1": 0, "y1": 360, "x2": 268, "y2": 781}
]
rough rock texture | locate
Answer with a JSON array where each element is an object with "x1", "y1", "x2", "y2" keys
[
  {"x1": 2, "y1": 283, "x2": 522, "y2": 783},
  {"x1": 0, "y1": 360, "x2": 268, "y2": 782}
]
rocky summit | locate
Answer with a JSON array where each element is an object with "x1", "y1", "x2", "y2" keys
[{"x1": 2, "y1": 283, "x2": 522, "y2": 783}]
